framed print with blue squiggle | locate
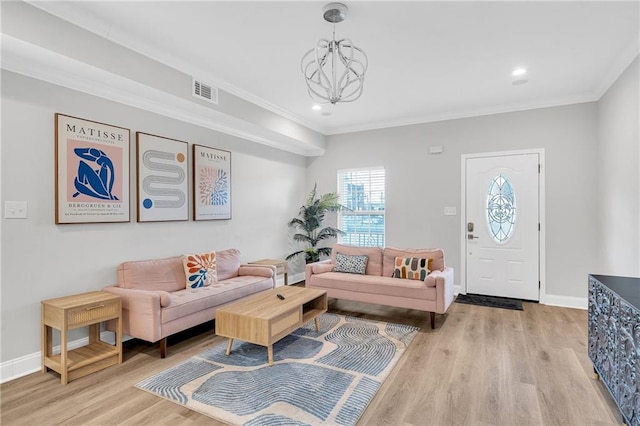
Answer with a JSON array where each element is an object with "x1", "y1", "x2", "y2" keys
[
  {"x1": 55, "y1": 113, "x2": 130, "y2": 224},
  {"x1": 136, "y1": 132, "x2": 189, "y2": 222},
  {"x1": 192, "y1": 144, "x2": 231, "y2": 220}
]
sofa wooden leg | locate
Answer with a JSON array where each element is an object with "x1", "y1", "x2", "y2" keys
[
  {"x1": 430, "y1": 312, "x2": 435, "y2": 329},
  {"x1": 160, "y1": 338, "x2": 167, "y2": 358}
]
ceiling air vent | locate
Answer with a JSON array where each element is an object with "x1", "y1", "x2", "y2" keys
[{"x1": 192, "y1": 78, "x2": 218, "y2": 104}]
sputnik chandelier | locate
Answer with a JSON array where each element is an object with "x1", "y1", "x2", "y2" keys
[{"x1": 301, "y1": 2, "x2": 368, "y2": 104}]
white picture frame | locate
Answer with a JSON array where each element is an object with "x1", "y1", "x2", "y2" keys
[
  {"x1": 136, "y1": 132, "x2": 189, "y2": 222},
  {"x1": 193, "y1": 144, "x2": 231, "y2": 220}
]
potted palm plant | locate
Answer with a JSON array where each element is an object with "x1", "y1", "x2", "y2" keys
[{"x1": 286, "y1": 184, "x2": 344, "y2": 264}]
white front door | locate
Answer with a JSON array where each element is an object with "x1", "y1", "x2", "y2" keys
[{"x1": 465, "y1": 153, "x2": 540, "y2": 301}]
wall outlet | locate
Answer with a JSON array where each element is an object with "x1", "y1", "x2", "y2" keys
[
  {"x1": 444, "y1": 206, "x2": 456, "y2": 216},
  {"x1": 5, "y1": 201, "x2": 28, "y2": 219}
]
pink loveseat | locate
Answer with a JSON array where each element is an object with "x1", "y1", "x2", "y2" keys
[
  {"x1": 305, "y1": 244, "x2": 454, "y2": 328},
  {"x1": 103, "y1": 248, "x2": 275, "y2": 357}
]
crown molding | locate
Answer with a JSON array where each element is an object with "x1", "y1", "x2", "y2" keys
[
  {"x1": 325, "y1": 93, "x2": 602, "y2": 135},
  {"x1": 592, "y1": 43, "x2": 639, "y2": 99},
  {"x1": 26, "y1": 1, "x2": 327, "y2": 136},
  {"x1": 0, "y1": 34, "x2": 325, "y2": 157}
]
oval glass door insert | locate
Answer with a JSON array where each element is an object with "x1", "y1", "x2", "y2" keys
[{"x1": 486, "y1": 174, "x2": 516, "y2": 244}]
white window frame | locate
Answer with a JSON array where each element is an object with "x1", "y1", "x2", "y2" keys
[{"x1": 337, "y1": 167, "x2": 386, "y2": 247}]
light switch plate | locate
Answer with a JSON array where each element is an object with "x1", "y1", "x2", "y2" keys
[
  {"x1": 5, "y1": 201, "x2": 28, "y2": 219},
  {"x1": 444, "y1": 206, "x2": 456, "y2": 216}
]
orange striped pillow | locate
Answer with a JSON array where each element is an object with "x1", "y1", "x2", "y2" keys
[{"x1": 392, "y1": 257, "x2": 431, "y2": 281}]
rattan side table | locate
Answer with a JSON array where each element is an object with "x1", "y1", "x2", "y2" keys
[{"x1": 41, "y1": 291, "x2": 122, "y2": 384}]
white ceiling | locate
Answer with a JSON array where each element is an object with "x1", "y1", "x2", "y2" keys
[{"x1": 31, "y1": 1, "x2": 639, "y2": 136}]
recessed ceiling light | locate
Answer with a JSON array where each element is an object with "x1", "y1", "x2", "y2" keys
[
  {"x1": 512, "y1": 67, "x2": 527, "y2": 76},
  {"x1": 312, "y1": 104, "x2": 322, "y2": 111},
  {"x1": 511, "y1": 67, "x2": 529, "y2": 85}
]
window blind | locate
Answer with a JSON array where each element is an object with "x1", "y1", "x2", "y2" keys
[{"x1": 337, "y1": 167, "x2": 385, "y2": 247}]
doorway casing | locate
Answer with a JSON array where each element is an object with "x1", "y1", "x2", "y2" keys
[{"x1": 460, "y1": 148, "x2": 546, "y2": 304}]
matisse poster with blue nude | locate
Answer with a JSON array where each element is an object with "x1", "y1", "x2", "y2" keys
[{"x1": 55, "y1": 114, "x2": 130, "y2": 224}]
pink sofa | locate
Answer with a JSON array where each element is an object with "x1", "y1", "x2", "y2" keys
[
  {"x1": 103, "y1": 248, "x2": 275, "y2": 357},
  {"x1": 305, "y1": 244, "x2": 454, "y2": 329}
]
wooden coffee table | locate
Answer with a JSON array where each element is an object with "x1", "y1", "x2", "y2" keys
[{"x1": 215, "y1": 286, "x2": 327, "y2": 366}]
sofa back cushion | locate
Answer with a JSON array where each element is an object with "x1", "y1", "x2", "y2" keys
[
  {"x1": 383, "y1": 247, "x2": 445, "y2": 277},
  {"x1": 216, "y1": 248, "x2": 242, "y2": 281},
  {"x1": 117, "y1": 255, "x2": 185, "y2": 292},
  {"x1": 331, "y1": 244, "x2": 383, "y2": 276}
]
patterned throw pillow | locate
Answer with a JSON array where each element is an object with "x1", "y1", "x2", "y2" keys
[
  {"x1": 183, "y1": 252, "x2": 217, "y2": 289},
  {"x1": 334, "y1": 252, "x2": 369, "y2": 275},
  {"x1": 393, "y1": 257, "x2": 431, "y2": 281}
]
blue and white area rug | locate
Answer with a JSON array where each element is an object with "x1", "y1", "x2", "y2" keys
[{"x1": 136, "y1": 313, "x2": 418, "y2": 426}]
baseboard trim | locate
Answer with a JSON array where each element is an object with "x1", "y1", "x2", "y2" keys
[
  {"x1": 1, "y1": 331, "x2": 122, "y2": 384},
  {"x1": 288, "y1": 272, "x2": 305, "y2": 285},
  {"x1": 0, "y1": 353, "x2": 41, "y2": 384},
  {"x1": 454, "y1": 287, "x2": 586, "y2": 310},
  {"x1": 543, "y1": 294, "x2": 588, "y2": 310}
]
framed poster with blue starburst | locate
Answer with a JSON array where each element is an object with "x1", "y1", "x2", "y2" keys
[{"x1": 193, "y1": 144, "x2": 231, "y2": 220}]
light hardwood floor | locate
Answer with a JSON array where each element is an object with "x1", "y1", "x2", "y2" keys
[{"x1": 1, "y1": 296, "x2": 623, "y2": 425}]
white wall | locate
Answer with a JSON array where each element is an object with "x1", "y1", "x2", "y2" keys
[
  {"x1": 0, "y1": 71, "x2": 308, "y2": 364},
  {"x1": 308, "y1": 103, "x2": 600, "y2": 301},
  {"x1": 597, "y1": 56, "x2": 640, "y2": 276}
]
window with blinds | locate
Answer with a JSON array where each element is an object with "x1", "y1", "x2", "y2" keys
[{"x1": 337, "y1": 167, "x2": 385, "y2": 247}]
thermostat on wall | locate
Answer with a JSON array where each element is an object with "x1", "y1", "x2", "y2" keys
[{"x1": 429, "y1": 146, "x2": 443, "y2": 154}]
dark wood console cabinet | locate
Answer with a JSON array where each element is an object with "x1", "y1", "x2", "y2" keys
[{"x1": 588, "y1": 274, "x2": 640, "y2": 426}]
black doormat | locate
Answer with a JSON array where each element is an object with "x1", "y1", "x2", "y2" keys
[{"x1": 455, "y1": 293, "x2": 523, "y2": 311}]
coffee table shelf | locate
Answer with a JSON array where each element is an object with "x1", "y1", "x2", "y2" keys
[
  {"x1": 301, "y1": 294, "x2": 327, "y2": 323},
  {"x1": 302, "y1": 309, "x2": 324, "y2": 323}
]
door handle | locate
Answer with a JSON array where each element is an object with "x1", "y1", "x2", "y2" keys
[{"x1": 467, "y1": 234, "x2": 479, "y2": 240}]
